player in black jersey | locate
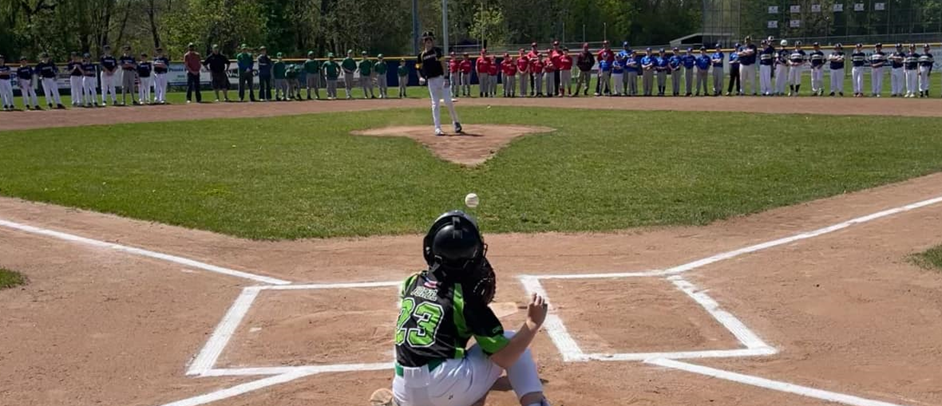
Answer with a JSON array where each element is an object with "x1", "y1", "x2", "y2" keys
[
  {"x1": 417, "y1": 31, "x2": 462, "y2": 136},
  {"x1": 377, "y1": 211, "x2": 551, "y2": 406}
]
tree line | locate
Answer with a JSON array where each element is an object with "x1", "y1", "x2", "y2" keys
[{"x1": 0, "y1": 0, "x2": 701, "y2": 61}]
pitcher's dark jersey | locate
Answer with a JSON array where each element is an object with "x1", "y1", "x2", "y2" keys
[{"x1": 395, "y1": 271, "x2": 510, "y2": 368}]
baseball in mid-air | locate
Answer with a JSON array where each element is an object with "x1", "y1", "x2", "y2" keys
[{"x1": 465, "y1": 193, "x2": 479, "y2": 208}]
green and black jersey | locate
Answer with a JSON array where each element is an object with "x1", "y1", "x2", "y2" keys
[{"x1": 395, "y1": 271, "x2": 510, "y2": 368}]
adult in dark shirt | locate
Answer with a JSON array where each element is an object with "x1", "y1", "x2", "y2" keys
[
  {"x1": 257, "y1": 46, "x2": 272, "y2": 101},
  {"x1": 183, "y1": 43, "x2": 203, "y2": 103},
  {"x1": 574, "y1": 43, "x2": 595, "y2": 96},
  {"x1": 203, "y1": 44, "x2": 231, "y2": 102},
  {"x1": 416, "y1": 31, "x2": 461, "y2": 136}
]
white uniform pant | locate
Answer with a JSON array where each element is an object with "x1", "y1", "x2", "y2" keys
[
  {"x1": 153, "y1": 73, "x2": 168, "y2": 102},
  {"x1": 393, "y1": 332, "x2": 543, "y2": 406},
  {"x1": 138, "y1": 76, "x2": 153, "y2": 103},
  {"x1": 19, "y1": 78, "x2": 39, "y2": 107},
  {"x1": 919, "y1": 66, "x2": 931, "y2": 92},
  {"x1": 741, "y1": 64, "x2": 757, "y2": 95},
  {"x1": 775, "y1": 65, "x2": 788, "y2": 94},
  {"x1": 69, "y1": 76, "x2": 83, "y2": 105},
  {"x1": 427, "y1": 76, "x2": 459, "y2": 131},
  {"x1": 905, "y1": 69, "x2": 918, "y2": 95},
  {"x1": 518, "y1": 72, "x2": 528, "y2": 96},
  {"x1": 788, "y1": 66, "x2": 803, "y2": 86},
  {"x1": 871, "y1": 67, "x2": 883, "y2": 95},
  {"x1": 891, "y1": 68, "x2": 904, "y2": 95},
  {"x1": 852, "y1": 67, "x2": 864, "y2": 94},
  {"x1": 759, "y1": 65, "x2": 772, "y2": 94},
  {"x1": 829, "y1": 68, "x2": 844, "y2": 93},
  {"x1": 42, "y1": 77, "x2": 62, "y2": 105},
  {"x1": 612, "y1": 72, "x2": 624, "y2": 95},
  {"x1": 0, "y1": 80, "x2": 14, "y2": 107},
  {"x1": 810, "y1": 67, "x2": 824, "y2": 92},
  {"x1": 477, "y1": 73, "x2": 488, "y2": 95},
  {"x1": 83, "y1": 76, "x2": 98, "y2": 105},
  {"x1": 101, "y1": 72, "x2": 117, "y2": 102}
]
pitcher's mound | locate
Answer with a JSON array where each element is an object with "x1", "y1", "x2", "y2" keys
[{"x1": 352, "y1": 125, "x2": 555, "y2": 166}]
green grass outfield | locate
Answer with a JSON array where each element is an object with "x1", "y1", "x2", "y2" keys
[
  {"x1": 910, "y1": 245, "x2": 942, "y2": 272},
  {"x1": 3, "y1": 107, "x2": 942, "y2": 239},
  {"x1": 13, "y1": 69, "x2": 939, "y2": 108},
  {"x1": 0, "y1": 269, "x2": 26, "y2": 290}
]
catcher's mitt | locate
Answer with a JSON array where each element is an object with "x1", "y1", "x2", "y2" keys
[{"x1": 469, "y1": 258, "x2": 496, "y2": 304}]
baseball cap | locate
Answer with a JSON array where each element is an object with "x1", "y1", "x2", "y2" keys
[
  {"x1": 673, "y1": 47, "x2": 679, "y2": 51},
  {"x1": 531, "y1": 42, "x2": 538, "y2": 47},
  {"x1": 212, "y1": 44, "x2": 219, "y2": 49},
  {"x1": 623, "y1": 41, "x2": 629, "y2": 47},
  {"x1": 553, "y1": 40, "x2": 559, "y2": 45},
  {"x1": 700, "y1": 47, "x2": 706, "y2": 51},
  {"x1": 40, "y1": 52, "x2": 49, "y2": 57},
  {"x1": 813, "y1": 42, "x2": 820, "y2": 46},
  {"x1": 503, "y1": 52, "x2": 510, "y2": 56},
  {"x1": 347, "y1": 49, "x2": 353, "y2": 54},
  {"x1": 83, "y1": 52, "x2": 90, "y2": 58},
  {"x1": 104, "y1": 45, "x2": 112, "y2": 50},
  {"x1": 259, "y1": 46, "x2": 266, "y2": 50},
  {"x1": 835, "y1": 43, "x2": 843, "y2": 48},
  {"x1": 735, "y1": 42, "x2": 741, "y2": 47},
  {"x1": 140, "y1": 52, "x2": 148, "y2": 57},
  {"x1": 687, "y1": 47, "x2": 693, "y2": 52},
  {"x1": 19, "y1": 56, "x2": 26, "y2": 61},
  {"x1": 308, "y1": 51, "x2": 314, "y2": 56},
  {"x1": 856, "y1": 43, "x2": 863, "y2": 47},
  {"x1": 378, "y1": 53, "x2": 384, "y2": 58},
  {"x1": 276, "y1": 52, "x2": 283, "y2": 57},
  {"x1": 240, "y1": 43, "x2": 248, "y2": 48},
  {"x1": 156, "y1": 47, "x2": 163, "y2": 52},
  {"x1": 582, "y1": 43, "x2": 589, "y2": 48},
  {"x1": 896, "y1": 43, "x2": 903, "y2": 47},
  {"x1": 876, "y1": 43, "x2": 883, "y2": 47},
  {"x1": 715, "y1": 43, "x2": 721, "y2": 48},
  {"x1": 188, "y1": 42, "x2": 195, "y2": 48},
  {"x1": 603, "y1": 40, "x2": 609, "y2": 44},
  {"x1": 925, "y1": 44, "x2": 931, "y2": 48},
  {"x1": 328, "y1": 52, "x2": 335, "y2": 57},
  {"x1": 361, "y1": 51, "x2": 367, "y2": 55},
  {"x1": 646, "y1": 47, "x2": 652, "y2": 51}
]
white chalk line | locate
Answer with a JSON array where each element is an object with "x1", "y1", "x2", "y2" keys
[
  {"x1": 518, "y1": 276, "x2": 586, "y2": 362},
  {"x1": 187, "y1": 287, "x2": 261, "y2": 376},
  {"x1": 0, "y1": 219, "x2": 291, "y2": 285},
  {"x1": 201, "y1": 363, "x2": 393, "y2": 377},
  {"x1": 158, "y1": 371, "x2": 315, "y2": 406},
  {"x1": 586, "y1": 347, "x2": 776, "y2": 362},
  {"x1": 646, "y1": 358, "x2": 905, "y2": 406},
  {"x1": 669, "y1": 276, "x2": 772, "y2": 351},
  {"x1": 256, "y1": 281, "x2": 401, "y2": 290}
]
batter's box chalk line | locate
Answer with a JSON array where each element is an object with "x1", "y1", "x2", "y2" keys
[{"x1": 4, "y1": 194, "x2": 939, "y2": 406}]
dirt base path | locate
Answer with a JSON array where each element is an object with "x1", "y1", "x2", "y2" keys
[
  {"x1": 2, "y1": 96, "x2": 942, "y2": 132},
  {"x1": 2, "y1": 173, "x2": 942, "y2": 406}
]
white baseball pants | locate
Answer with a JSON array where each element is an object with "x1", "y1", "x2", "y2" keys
[
  {"x1": 0, "y1": 80, "x2": 14, "y2": 107},
  {"x1": 759, "y1": 65, "x2": 772, "y2": 94},
  {"x1": 42, "y1": 77, "x2": 62, "y2": 105},
  {"x1": 741, "y1": 64, "x2": 757, "y2": 95},
  {"x1": 154, "y1": 73, "x2": 168, "y2": 102},
  {"x1": 919, "y1": 66, "x2": 931, "y2": 92},
  {"x1": 905, "y1": 69, "x2": 918, "y2": 95},
  {"x1": 427, "y1": 76, "x2": 459, "y2": 132},
  {"x1": 852, "y1": 67, "x2": 864, "y2": 94},
  {"x1": 477, "y1": 73, "x2": 488, "y2": 95},
  {"x1": 138, "y1": 76, "x2": 153, "y2": 103},
  {"x1": 811, "y1": 68, "x2": 824, "y2": 93},
  {"x1": 69, "y1": 76, "x2": 83, "y2": 105},
  {"x1": 829, "y1": 68, "x2": 844, "y2": 94},
  {"x1": 788, "y1": 66, "x2": 803, "y2": 86},
  {"x1": 871, "y1": 67, "x2": 883, "y2": 95},
  {"x1": 393, "y1": 332, "x2": 543, "y2": 406},
  {"x1": 775, "y1": 65, "x2": 788, "y2": 94},
  {"x1": 83, "y1": 76, "x2": 98, "y2": 105},
  {"x1": 518, "y1": 72, "x2": 528, "y2": 96},
  {"x1": 101, "y1": 72, "x2": 117, "y2": 103},
  {"x1": 19, "y1": 78, "x2": 39, "y2": 107},
  {"x1": 612, "y1": 72, "x2": 624, "y2": 95},
  {"x1": 891, "y1": 68, "x2": 904, "y2": 95}
]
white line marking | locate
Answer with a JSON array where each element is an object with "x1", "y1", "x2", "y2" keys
[
  {"x1": 201, "y1": 363, "x2": 393, "y2": 377},
  {"x1": 647, "y1": 358, "x2": 906, "y2": 406},
  {"x1": 158, "y1": 371, "x2": 313, "y2": 406},
  {"x1": 0, "y1": 219, "x2": 291, "y2": 285},
  {"x1": 660, "y1": 195, "x2": 942, "y2": 275},
  {"x1": 187, "y1": 287, "x2": 261, "y2": 376},
  {"x1": 519, "y1": 276, "x2": 587, "y2": 362},
  {"x1": 256, "y1": 281, "x2": 400, "y2": 290},
  {"x1": 669, "y1": 276, "x2": 772, "y2": 350},
  {"x1": 524, "y1": 270, "x2": 665, "y2": 279},
  {"x1": 585, "y1": 347, "x2": 776, "y2": 362}
]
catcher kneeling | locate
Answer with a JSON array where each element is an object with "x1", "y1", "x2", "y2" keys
[{"x1": 381, "y1": 211, "x2": 551, "y2": 406}]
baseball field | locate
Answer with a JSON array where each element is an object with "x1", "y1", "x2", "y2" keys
[{"x1": 1, "y1": 94, "x2": 942, "y2": 406}]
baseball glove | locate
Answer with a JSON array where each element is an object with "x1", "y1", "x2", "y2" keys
[{"x1": 469, "y1": 258, "x2": 497, "y2": 304}]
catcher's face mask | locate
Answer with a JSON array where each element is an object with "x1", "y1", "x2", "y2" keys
[{"x1": 423, "y1": 211, "x2": 495, "y2": 302}]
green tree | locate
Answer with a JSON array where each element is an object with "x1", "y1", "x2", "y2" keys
[{"x1": 468, "y1": 4, "x2": 508, "y2": 47}]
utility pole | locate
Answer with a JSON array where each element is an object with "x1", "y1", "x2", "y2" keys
[
  {"x1": 442, "y1": 0, "x2": 449, "y2": 55},
  {"x1": 412, "y1": 0, "x2": 420, "y2": 54}
]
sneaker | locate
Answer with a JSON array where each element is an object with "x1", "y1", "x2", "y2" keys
[
  {"x1": 434, "y1": 128, "x2": 445, "y2": 136},
  {"x1": 186, "y1": 100, "x2": 191, "y2": 104},
  {"x1": 57, "y1": 104, "x2": 66, "y2": 109},
  {"x1": 839, "y1": 92, "x2": 844, "y2": 97},
  {"x1": 454, "y1": 123, "x2": 463, "y2": 134},
  {"x1": 48, "y1": 104, "x2": 54, "y2": 109}
]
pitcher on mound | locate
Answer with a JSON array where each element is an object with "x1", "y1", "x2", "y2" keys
[
  {"x1": 373, "y1": 211, "x2": 551, "y2": 406},
  {"x1": 416, "y1": 31, "x2": 462, "y2": 136}
]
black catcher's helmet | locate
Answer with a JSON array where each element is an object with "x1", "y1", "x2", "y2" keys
[{"x1": 423, "y1": 211, "x2": 485, "y2": 272}]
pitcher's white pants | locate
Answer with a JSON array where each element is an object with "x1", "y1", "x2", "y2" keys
[
  {"x1": 919, "y1": 66, "x2": 931, "y2": 93},
  {"x1": 775, "y1": 65, "x2": 788, "y2": 94},
  {"x1": 759, "y1": 65, "x2": 772, "y2": 95},
  {"x1": 829, "y1": 68, "x2": 844, "y2": 94},
  {"x1": 741, "y1": 64, "x2": 757, "y2": 95},
  {"x1": 19, "y1": 78, "x2": 39, "y2": 107},
  {"x1": 871, "y1": 67, "x2": 883, "y2": 95},
  {"x1": 83, "y1": 76, "x2": 97, "y2": 105},
  {"x1": 427, "y1": 76, "x2": 459, "y2": 132},
  {"x1": 154, "y1": 73, "x2": 168, "y2": 102},
  {"x1": 852, "y1": 67, "x2": 864, "y2": 94},
  {"x1": 42, "y1": 77, "x2": 62, "y2": 105},
  {"x1": 138, "y1": 76, "x2": 153, "y2": 103},
  {"x1": 393, "y1": 332, "x2": 543, "y2": 406},
  {"x1": 101, "y1": 72, "x2": 117, "y2": 103},
  {"x1": 811, "y1": 67, "x2": 824, "y2": 93},
  {"x1": 69, "y1": 76, "x2": 83, "y2": 105},
  {"x1": 891, "y1": 68, "x2": 904, "y2": 95}
]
